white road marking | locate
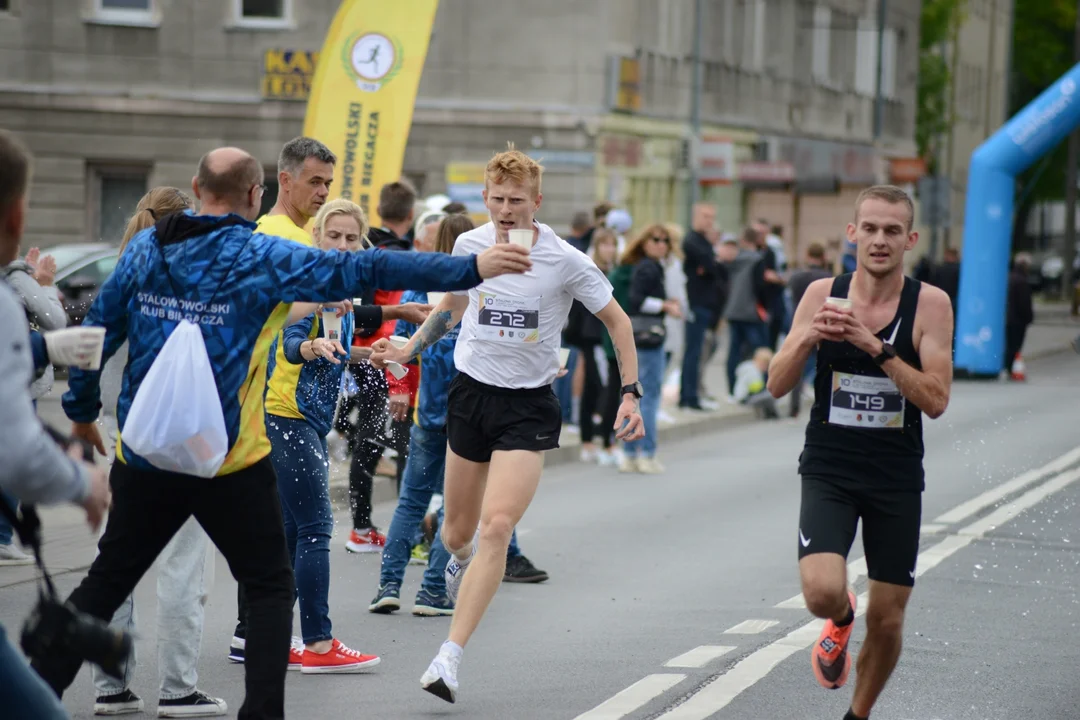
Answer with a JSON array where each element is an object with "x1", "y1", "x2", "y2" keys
[
  {"x1": 919, "y1": 522, "x2": 947, "y2": 535},
  {"x1": 573, "y1": 674, "x2": 686, "y2": 720},
  {"x1": 664, "y1": 646, "x2": 737, "y2": 669},
  {"x1": 723, "y1": 619, "x2": 778, "y2": 634},
  {"x1": 654, "y1": 466, "x2": 1080, "y2": 720},
  {"x1": 933, "y1": 445, "x2": 1080, "y2": 525}
]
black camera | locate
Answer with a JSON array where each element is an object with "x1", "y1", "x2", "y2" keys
[
  {"x1": 21, "y1": 595, "x2": 133, "y2": 680},
  {"x1": 1, "y1": 424, "x2": 134, "y2": 680}
]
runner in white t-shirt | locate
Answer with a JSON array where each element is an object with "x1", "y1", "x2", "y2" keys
[{"x1": 371, "y1": 148, "x2": 645, "y2": 704}]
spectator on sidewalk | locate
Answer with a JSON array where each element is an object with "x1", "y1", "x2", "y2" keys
[
  {"x1": 678, "y1": 204, "x2": 719, "y2": 410},
  {"x1": 1005, "y1": 252, "x2": 1035, "y2": 376},
  {"x1": 785, "y1": 242, "x2": 833, "y2": 417},
  {"x1": 933, "y1": 247, "x2": 961, "y2": 319},
  {"x1": 754, "y1": 220, "x2": 787, "y2": 351},
  {"x1": 722, "y1": 227, "x2": 773, "y2": 398},
  {"x1": 733, "y1": 347, "x2": 779, "y2": 419},
  {"x1": 566, "y1": 211, "x2": 592, "y2": 253}
]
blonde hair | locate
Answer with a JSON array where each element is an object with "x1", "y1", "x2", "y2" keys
[
  {"x1": 312, "y1": 198, "x2": 370, "y2": 249},
  {"x1": 619, "y1": 223, "x2": 671, "y2": 266},
  {"x1": 485, "y1": 142, "x2": 543, "y2": 197},
  {"x1": 120, "y1": 186, "x2": 193, "y2": 255},
  {"x1": 854, "y1": 185, "x2": 914, "y2": 231},
  {"x1": 753, "y1": 347, "x2": 774, "y2": 366},
  {"x1": 589, "y1": 227, "x2": 618, "y2": 271}
]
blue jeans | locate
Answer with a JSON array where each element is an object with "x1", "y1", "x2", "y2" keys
[
  {"x1": 624, "y1": 347, "x2": 664, "y2": 459},
  {"x1": 0, "y1": 490, "x2": 16, "y2": 545},
  {"x1": 380, "y1": 425, "x2": 451, "y2": 595},
  {"x1": 726, "y1": 320, "x2": 769, "y2": 395},
  {"x1": 0, "y1": 624, "x2": 69, "y2": 719},
  {"x1": 679, "y1": 306, "x2": 714, "y2": 407},
  {"x1": 554, "y1": 346, "x2": 579, "y2": 422},
  {"x1": 267, "y1": 415, "x2": 333, "y2": 644}
]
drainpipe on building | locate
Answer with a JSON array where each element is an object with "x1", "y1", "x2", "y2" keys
[
  {"x1": 872, "y1": 0, "x2": 888, "y2": 140},
  {"x1": 686, "y1": 0, "x2": 704, "y2": 227}
]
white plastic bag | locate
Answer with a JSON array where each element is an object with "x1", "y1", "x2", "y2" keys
[{"x1": 121, "y1": 320, "x2": 228, "y2": 478}]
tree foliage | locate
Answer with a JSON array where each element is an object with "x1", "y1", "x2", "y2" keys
[
  {"x1": 1011, "y1": 0, "x2": 1076, "y2": 203},
  {"x1": 916, "y1": 0, "x2": 964, "y2": 173}
]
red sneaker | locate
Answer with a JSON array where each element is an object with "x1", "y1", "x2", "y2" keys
[
  {"x1": 301, "y1": 639, "x2": 381, "y2": 674},
  {"x1": 345, "y1": 528, "x2": 386, "y2": 554},
  {"x1": 811, "y1": 589, "x2": 857, "y2": 689}
]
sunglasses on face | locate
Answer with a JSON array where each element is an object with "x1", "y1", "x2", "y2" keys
[{"x1": 649, "y1": 236, "x2": 670, "y2": 245}]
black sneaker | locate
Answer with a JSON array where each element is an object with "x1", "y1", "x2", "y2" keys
[
  {"x1": 503, "y1": 554, "x2": 549, "y2": 583},
  {"x1": 94, "y1": 689, "x2": 144, "y2": 715},
  {"x1": 157, "y1": 690, "x2": 227, "y2": 717}
]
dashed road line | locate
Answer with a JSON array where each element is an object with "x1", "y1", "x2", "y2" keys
[
  {"x1": 663, "y1": 646, "x2": 737, "y2": 669},
  {"x1": 722, "y1": 619, "x2": 778, "y2": 634},
  {"x1": 573, "y1": 674, "x2": 686, "y2": 720}
]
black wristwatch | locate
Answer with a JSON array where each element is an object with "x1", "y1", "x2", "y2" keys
[
  {"x1": 620, "y1": 382, "x2": 644, "y2": 399},
  {"x1": 873, "y1": 342, "x2": 897, "y2": 366}
]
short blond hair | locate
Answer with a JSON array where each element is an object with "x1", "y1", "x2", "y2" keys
[
  {"x1": 854, "y1": 185, "x2": 914, "y2": 231},
  {"x1": 485, "y1": 143, "x2": 543, "y2": 197},
  {"x1": 313, "y1": 198, "x2": 370, "y2": 248},
  {"x1": 753, "y1": 347, "x2": 774, "y2": 365}
]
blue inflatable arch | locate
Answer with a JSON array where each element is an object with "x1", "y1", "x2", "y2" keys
[{"x1": 955, "y1": 62, "x2": 1080, "y2": 376}]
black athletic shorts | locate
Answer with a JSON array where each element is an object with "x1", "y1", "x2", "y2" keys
[
  {"x1": 447, "y1": 372, "x2": 561, "y2": 463},
  {"x1": 798, "y1": 474, "x2": 922, "y2": 587}
]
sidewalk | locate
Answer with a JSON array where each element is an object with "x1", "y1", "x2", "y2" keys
[{"x1": 37, "y1": 310, "x2": 1080, "y2": 515}]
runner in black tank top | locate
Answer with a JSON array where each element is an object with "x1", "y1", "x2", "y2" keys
[
  {"x1": 764, "y1": 186, "x2": 954, "y2": 720},
  {"x1": 799, "y1": 273, "x2": 925, "y2": 491}
]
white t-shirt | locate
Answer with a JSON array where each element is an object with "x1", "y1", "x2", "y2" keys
[{"x1": 452, "y1": 221, "x2": 613, "y2": 389}]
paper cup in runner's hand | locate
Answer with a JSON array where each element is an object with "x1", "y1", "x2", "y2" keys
[
  {"x1": 559, "y1": 347, "x2": 571, "y2": 369},
  {"x1": 389, "y1": 335, "x2": 409, "y2": 350},
  {"x1": 824, "y1": 297, "x2": 853, "y2": 312},
  {"x1": 83, "y1": 327, "x2": 107, "y2": 371},
  {"x1": 387, "y1": 361, "x2": 408, "y2": 379},
  {"x1": 321, "y1": 310, "x2": 342, "y2": 342},
  {"x1": 427, "y1": 291, "x2": 446, "y2": 306},
  {"x1": 508, "y1": 229, "x2": 533, "y2": 250}
]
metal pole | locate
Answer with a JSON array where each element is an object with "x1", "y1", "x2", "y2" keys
[
  {"x1": 873, "y1": 0, "x2": 888, "y2": 139},
  {"x1": 1064, "y1": 0, "x2": 1080, "y2": 312},
  {"x1": 686, "y1": 0, "x2": 704, "y2": 226}
]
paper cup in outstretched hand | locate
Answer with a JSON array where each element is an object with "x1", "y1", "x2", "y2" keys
[
  {"x1": 43, "y1": 327, "x2": 106, "y2": 370},
  {"x1": 508, "y1": 229, "x2": 533, "y2": 251}
]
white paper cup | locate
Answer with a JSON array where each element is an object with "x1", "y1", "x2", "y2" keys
[
  {"x1": 427, "y1": 291, "x2": 446, "y2": 306},
  {"x1": 322, "y1": 310, "x2": 342, "y2": 342},
  {"x1": 508, "y1": 229, "x2": 533, "y2": 250},
  {"x1": 83, "y1": 327, "x2": 106, "y2": 371},
  {"x1": 558, "y1": 347, "x2": 571, "y2": 369},
  {"x1": 824, "y1": 297, "x2": 853, "y2": 312},
  {"x1": 387, "y1": 361, "x2": 408, "y2": 379},
  {"x1": 389, "y1": 335, "x2": 409, "y2": 350}
]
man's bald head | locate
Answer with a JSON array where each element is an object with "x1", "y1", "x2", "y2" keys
[{"x1": 195, "y1": 147, "x2": 263, "y2": 205}]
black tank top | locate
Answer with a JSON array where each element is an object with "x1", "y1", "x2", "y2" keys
[{"x1": 799, "y1": 274, "x2": 925, "y2": 490}]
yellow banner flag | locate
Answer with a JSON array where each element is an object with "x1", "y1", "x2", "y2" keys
[{"x1": 303, "y1": 0, "x2": 439, "y2": 227}]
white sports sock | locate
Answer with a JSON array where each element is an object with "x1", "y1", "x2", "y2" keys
[{"x1": 441, "y1": 640, "x2": 463, "y2": 658}]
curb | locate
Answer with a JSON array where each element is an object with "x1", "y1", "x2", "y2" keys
[{"x1": 327, "y1": 405, "x2": 757, "y2": 513}]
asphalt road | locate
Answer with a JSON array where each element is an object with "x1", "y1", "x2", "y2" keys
[{"x1": 2, "y1": 351, "x2": 1080, "y2": 719}]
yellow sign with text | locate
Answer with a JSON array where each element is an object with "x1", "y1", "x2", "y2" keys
[
  {"x1": 303, "y1": 0, "x2": 439, "y2": 226},
  {"x1": 261, "y1": 50, "x2": 318, "y2": 100}
]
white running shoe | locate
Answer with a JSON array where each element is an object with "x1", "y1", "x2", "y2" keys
[
  {"x1": 444, "y1": 531, "x2": 478, "y2": 604},
  {"x1": 421, "y1": 647, "x2": 461, "y2": 704}
]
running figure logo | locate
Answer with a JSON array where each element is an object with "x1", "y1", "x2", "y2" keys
[{"x1": 345, "y1": 33, "x2": 403, "y2": 92}]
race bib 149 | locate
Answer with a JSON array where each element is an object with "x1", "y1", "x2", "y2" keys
[{"x1": 828, "y1": 371, "x2": 905, "y2": 429}]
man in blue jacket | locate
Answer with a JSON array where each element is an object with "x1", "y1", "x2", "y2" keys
[{"x1": 32, "y1": 147, "x2": 531, "y2": 720}]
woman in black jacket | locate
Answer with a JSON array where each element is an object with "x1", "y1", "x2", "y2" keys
[{"x1": 619, "y1": 224, "x2": 682, "y2": 474}]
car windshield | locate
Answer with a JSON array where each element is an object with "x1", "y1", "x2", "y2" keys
[{"x1": 48, "y1": 245, "x2": 112, "y2": 271}]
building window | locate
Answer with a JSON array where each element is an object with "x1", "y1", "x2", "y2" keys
[
  {"x1": 89, "y1": 0, "x2": 158, "y2": 27},
  {"x1": 233, "y1": 0, "x2": 292, "y2": 28},
  {"x1": 91, "y1": 170, "x2": 147, "y2": 244}
]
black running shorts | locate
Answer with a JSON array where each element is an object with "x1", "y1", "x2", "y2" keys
[
  {"x1": 797, "y1": 474, "x2": 922, "y2": 587},
  {"x1": 447, "y1": 372, "x2": 561, "y2": 463}
]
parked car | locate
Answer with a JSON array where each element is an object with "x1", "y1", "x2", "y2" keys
[{"x1": 50, "y1": 243, "x2": 120, "y2": 326}]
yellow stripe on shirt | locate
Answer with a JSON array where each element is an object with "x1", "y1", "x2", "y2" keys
[{"x1": 257, "y1": 213, "x2": 317, "y2": 423}]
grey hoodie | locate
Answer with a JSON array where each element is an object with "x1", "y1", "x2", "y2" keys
[
  {"x1": 0, "y1": 281, "x2": 89, "y2": 505},
  {"x1": 2, "y1": 260, "x2": 67, "y2": 399}
]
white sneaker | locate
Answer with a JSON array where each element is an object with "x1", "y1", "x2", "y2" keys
[
  {"x1": 0, "y1": 542, "x2": 33, "y2": 566},
  {"x1": 421, "y1": 647, "x2": 461, "y2": 704},
  {"x1": 596, "y1": 449, "x2": 615, "y2": 467},
  {"x1": 445, "y1": 531, "x2": 478, "y2": 604},
  {"x1": 580, "y1": 447, "x2": 598, "y2": 463},
  {"x1": 637, "y1": 457, "x2": 666, "y2": 474},
  {"x1": 619, "y1": 457, "x2": 639, "y2": 474}
]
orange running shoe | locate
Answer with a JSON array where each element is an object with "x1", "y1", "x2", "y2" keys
[{"x1": 811, "y1": 589, "x2": 857, "y2": 689}]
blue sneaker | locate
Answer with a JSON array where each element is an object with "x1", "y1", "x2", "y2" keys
[
  {"x1": 413, "y1": 588, "x2": 454, "y2": 617},
  {"x1": 368, "y1": 582, "x2": 401, "y2": 614}
]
